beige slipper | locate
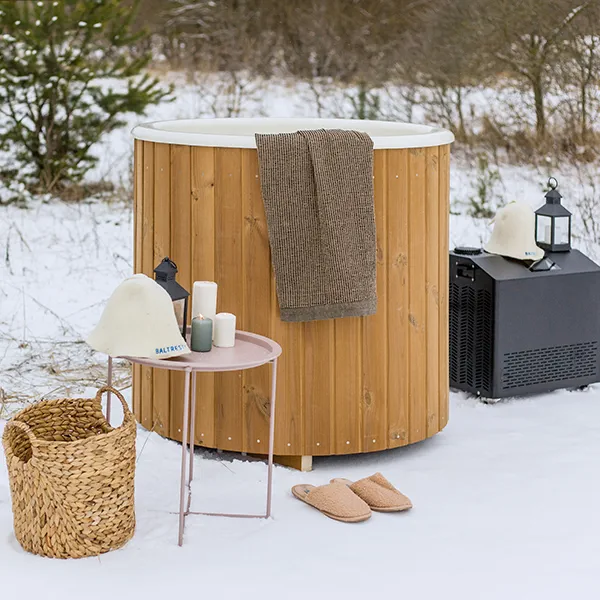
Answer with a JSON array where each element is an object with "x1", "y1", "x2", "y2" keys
[
  {"x1": 331, "y1": 473, "x2": 412, "y2": 512},
  {"x1": 291, "y1": 481, "x2": 372, "y2": 523}
]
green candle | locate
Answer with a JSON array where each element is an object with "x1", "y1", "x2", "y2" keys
[{"x1": 191, "y1": 315, "x2": 213, "y2": 352}]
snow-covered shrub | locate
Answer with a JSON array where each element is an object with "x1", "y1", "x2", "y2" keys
[
  {"x1": 468, "y1": 153, "x2": 502, "y2": 219},
  {"x1": 346, "y1": 84, "x2": 381, "y2": 120}
]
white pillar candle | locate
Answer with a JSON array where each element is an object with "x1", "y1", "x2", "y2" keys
[
  {"x1": 214, "y1": 312, "x2": 236, "y2": 348},
  {"x1": 192, "y1": 282, "x2": 217, "y2": 336}
]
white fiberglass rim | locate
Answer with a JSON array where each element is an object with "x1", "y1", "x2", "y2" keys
[{"x1": 131, "y1": 118, "x2": 454, "y2": 149}]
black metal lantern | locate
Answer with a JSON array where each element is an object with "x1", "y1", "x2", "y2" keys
[
  {"x1": 154, "y1": 257, "x2": 190, "y2": 337},
  {"x1": 535, "y1": 177, "x2": 571, "y2": 252}
]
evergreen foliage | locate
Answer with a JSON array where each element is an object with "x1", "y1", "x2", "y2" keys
[{"x1": 0, "y1": 0, "x2": 171, "y2": 192}]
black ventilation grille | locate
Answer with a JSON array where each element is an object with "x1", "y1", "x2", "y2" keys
[
  {"x1": 449, "y1": 282, "x2": 493, "y2": 393},
  {"x1": 502, "y1": 342, "x2": 598, "y2": 389}
]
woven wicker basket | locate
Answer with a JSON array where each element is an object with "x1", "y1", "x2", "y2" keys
[{"x1": 2, "y1": 386, "x2": 136, "y2": 559}]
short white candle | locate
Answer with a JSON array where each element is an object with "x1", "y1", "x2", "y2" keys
[
  {"x1": 214, "y1": 313, "x2": 236, "y2": 347},
  {"x1": 192, "y1": 282, "x2": 217, "y2": 337}
]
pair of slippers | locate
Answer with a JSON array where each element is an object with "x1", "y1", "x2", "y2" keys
[{"x1": 292, "y1": 472, "x2": 411, "y2": 522}]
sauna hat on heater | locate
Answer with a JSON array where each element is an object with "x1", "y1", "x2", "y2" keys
[
  {"x1": 87, "y1": 273, "x2": 190, "y2": 359},
  {"x1": 485, "y1": 202, "x2": 544, "y2": 261}
]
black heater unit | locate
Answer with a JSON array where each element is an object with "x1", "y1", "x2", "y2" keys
[{"x1": 449, "y1": 247, "x2": 600, "y2": 399}]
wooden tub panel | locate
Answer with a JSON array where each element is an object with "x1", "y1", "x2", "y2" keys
[
  {"x1": 190, "y1": 146, "x2": 216, "y2": 449},
  {"x1": 241, "y1": 150, "x2": 272, "y2": 455},
  {"x1": 151, "y1": 142, "x2": 172, "y2": 438},
  {"x1": 214, "y1": 149, "x2": 244, "y2": 452},
  {"x1": 407, "y1": 147, "x2": 428, "y2": 444},
  {"x1": 362, "y1": 150, "x2": 388, "y2": 452},
  {"x1": 140, "y1": 141, "x2": 155, "y2": 431},
  {"x1": 386, "y1": 149, "x2": 410, "y2": 448},
  {"x1": 132, "y1": 140, "x2": 144, "y2": 421},
  {"x1": 133, "y1": 143, "x2": 451, "y2": 457},
  {"x1": 169, "y1": 145, "x2": 191, "y2": 441},
  {"x1": 426, "y1": 146, "x2": 440, "y2": 437}
]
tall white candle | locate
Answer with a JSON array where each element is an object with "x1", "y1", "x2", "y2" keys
[
  {"x1": 214, "y1": 313, "x2": 236, "y2": 348},
  {"x1": 192, "y1": 282, "x2": 217, "y2": 335}
]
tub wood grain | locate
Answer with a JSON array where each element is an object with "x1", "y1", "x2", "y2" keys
[{"x1": 133, "y1": 143, "x2": 451, "y2": 457}]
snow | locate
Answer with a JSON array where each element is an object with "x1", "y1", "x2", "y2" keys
[
  {"x1": 0, "y1": 199, "x2": 133, "y2": 405},
  {"x1": 2, "y1": 76, "x2": 600, "y2": 598},
  {"x1": 1, "y1": 387, "x2": 599, "y2": 598}
]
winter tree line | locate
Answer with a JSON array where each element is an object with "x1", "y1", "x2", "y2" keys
[
  {"x1": 143, "y1": 0, "x2": 600, "y2": 153},
  {"x1": 0, "y1": 0, "x2": 599, "y2": 197}
]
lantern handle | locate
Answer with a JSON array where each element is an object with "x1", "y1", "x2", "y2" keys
[
  {"x1": 162, "y1": 256, "x2": 178, "y2": 270},
  {"x1": 548, "y1": 177, "x2": 558, "y2": 190}
]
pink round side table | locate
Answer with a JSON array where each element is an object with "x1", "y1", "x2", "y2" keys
[{"x1": 107, "y1": 330, "x2": 282, "y2": 546}]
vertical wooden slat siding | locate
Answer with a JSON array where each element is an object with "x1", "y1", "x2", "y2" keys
[
  {"x1": 288, "y1": 323, "x2": 305, "y2": 453},
  {"x1": 214, "y1": 148, "x2": 244, "y2": 451},
  {"x1": 426, "y1": 147, "x2": 440, "y2": 437},
  {"x1": 362, "y1": 151, "x2": 387, "y2": 451},
  {"x1": 304, "y1": 320, "x2": 334, "y2": 455},
  {"x1": 191, "y1": 147, "x2": 216, "y2": 447},
  {"x1": 438, "y1": 144, "x2": 451, "y2": 430},
  {"x1": 408, "y1": 148, "x2": 428, "y2": 443},
  {"x1": 268, "y1": 186, "x2": 304, "y2": 454},
  {"x1": 140, "y1": 142, "x2": 155, "y2": 430},
  {"x1": 152, "y1": 143, "x2": 171, "y2": 437},
  {"x1": 271, "y1": 318, "x2": 304, "y2": 454},
  {"x1": 132, "y1": 140, "x2": 143, "y2": 422},
  {"x1": 269, "y1": 281, "x2": 287, "y2": 450},
  {"x1": 269, "y1": 234, "x2": 305, "y2": 454},
  {"x1": 241, "y1": 149, "x2": 271, "y2": 454},
  {"x1": 334, "y1": 317, "x2": 361, "y2": 453},
  {"x1": 136, "y1": 142, "x2": 451, "y2": 456},
  {"x1": 387, "y1": 149, "x2": 410, "y2": 447},
  {"x1": 169, "y1": 145, "x2": 192, "y2": 440},
  {"x1": 329, "y1": 322, "x2": 336, "y2": 451}
]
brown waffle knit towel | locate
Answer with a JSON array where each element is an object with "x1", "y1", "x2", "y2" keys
[{"x1": 255, "y1": 129, "x2": 377, "y2": 322}]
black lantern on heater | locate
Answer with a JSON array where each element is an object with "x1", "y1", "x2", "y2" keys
[
  {"x1": 154, "y1": 257, "x2": 189, "y2": 337},
  {"x1": 535, "y1": 177, "x2": 572, "y2": 252}
]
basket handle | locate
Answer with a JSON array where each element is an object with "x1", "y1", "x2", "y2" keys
[
  {"x1": 95, "y1": 386, "x2": 134, "y2": 426},
  {"x1": 4, "y1": 419, "x2": 35, "y2": 442},
  {"x1": 3, "y1": 419, "x2": 37, "y2": 461}
]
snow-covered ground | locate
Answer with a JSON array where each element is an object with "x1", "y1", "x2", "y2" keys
[
  {"x1": 1, "y1": 78, "x2": 600, "y2": 598},
  {"x1": 1, "y1": 387, "x2": 599, "y2": 599}
]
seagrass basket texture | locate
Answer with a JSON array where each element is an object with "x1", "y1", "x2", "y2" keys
[{"x1": 2, "y1": 386, "x2": 136, "y2": 559}]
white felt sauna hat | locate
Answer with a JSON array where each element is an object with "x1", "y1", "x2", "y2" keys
[
  {"x1": 485, "y1": 202, "x2": 544, "y2": 261},
  {"x1": 87, "y1": 273, "x2": 190, "y2": 359}
]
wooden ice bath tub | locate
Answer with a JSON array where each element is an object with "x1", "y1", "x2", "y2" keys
[{"x1": 131, "y1": 118, "x2": 453, "y2": 470}]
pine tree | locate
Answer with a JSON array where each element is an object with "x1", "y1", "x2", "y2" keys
[{"x1": 0, "y1": 0, "x2": 171, "y2": 193}]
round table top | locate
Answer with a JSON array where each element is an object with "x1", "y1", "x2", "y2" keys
[{"x1": 121, "y1": 331, "x2": 282, "y2": 372}]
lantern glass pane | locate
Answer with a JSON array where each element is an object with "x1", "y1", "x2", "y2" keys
[
  {"x1": 554, "y1": 216, "x2": 570, "y2": 245},
  {"x1": 536, "y1": 215, "x2": 552, "y2": 244},
  {"x1": 173, "y1": 299, "x2": 186, "y2": 331}
]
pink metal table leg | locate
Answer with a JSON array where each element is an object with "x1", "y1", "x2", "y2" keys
[
  {"x1": 188, "y1": 371, "x2": 197, "y2": 486},
  {"x1": 106, "y1": 356, "x2": 113, "y2": 424},
  {"x1": 266, "y1": 357, "x2": 277, "y2": 518},
  {"x1": 186, "y1": 358, "x2": 278, "y2": 521},
  {"x1": 178, "y1": 368, "x2": 192, "y2": 546}
]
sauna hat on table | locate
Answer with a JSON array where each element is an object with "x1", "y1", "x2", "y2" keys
[
  {"x1": 485, "y1": 202, "x2": 544, "y2": 261},
  {"x1": 87, "y1": 273, "x2": 190, "y2": 359}
]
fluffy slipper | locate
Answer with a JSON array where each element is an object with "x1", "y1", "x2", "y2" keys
[
  {"x1": 331, "y1": 473, "x2": 412, "y2": 512},
  {"x1": 291, "y1": 481, "x2": 371, "y2": 523}
]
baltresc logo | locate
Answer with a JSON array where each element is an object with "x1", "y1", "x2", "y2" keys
[{"x1": 155, "y1": 344, "x2": 186, "y2": 355}]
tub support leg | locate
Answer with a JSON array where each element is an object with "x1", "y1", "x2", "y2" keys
[{"x1": 272, "y1": 455, "x2": 313, "y2": 472}]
